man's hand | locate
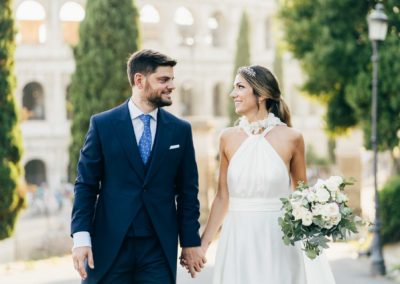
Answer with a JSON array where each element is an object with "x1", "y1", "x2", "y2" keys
[
  {"x1": 72, "y1": 246, "x2": 94, "y2": 280},
  {"x1": 180, "y1": 247, "x2": 207, "y2": 278}
]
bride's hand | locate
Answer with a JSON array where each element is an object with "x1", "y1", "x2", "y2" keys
[{"x1": 200, "y1": 239, "x2": 210, "y2": 255}]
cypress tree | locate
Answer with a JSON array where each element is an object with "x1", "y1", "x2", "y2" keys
[
  {"x1": 0, "y1": 0, "x2": 25, "y2": 240},
  {"x1": 229, "y1": 11, "x2": 251, "y2": 125},
  {"x1": 68, "y1": 0, "x2": 141, "y2": 180}
]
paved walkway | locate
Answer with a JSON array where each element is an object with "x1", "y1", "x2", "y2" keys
[{"x1": 0, "y1": 242, "x2": 398, "y2": 284}]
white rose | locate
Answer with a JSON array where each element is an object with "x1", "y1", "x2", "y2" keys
[
  {"x1": 321, "y1": 203, "x2": 340, "y2": 217},
  {"x1": 290, "y1": 198, "x2": 303, "y2": 209},
  {"x1": 302, "y1": 212, "x2": 313, "y2": 226},
  {"x1": 325, "y1": 176, "x2": 343, "y2": 192},
  {"x1": 306, "y1": 191, "x2": 317, "y2": 203},
  {"x1": 322, "y1": 215, "x2": 330, "y2": 221},
  {"x1": 314, "y1": 179, "x2": 326, "y2": 191},
  {"x1": 335, "y1": 192, "x2": 348, "y2": 203},
  {"x1": 330, "y1": 214, "x2": 342, "y2": 225},
  {"x1": 311, "y1": 204, "x2": 323, "y2": 216},
  {"x1": 315, "y1": 187, "x2": 330, "y2": 203},
  {"x1": 292, "y1": 206, "x2": 305, "y2": 220}
]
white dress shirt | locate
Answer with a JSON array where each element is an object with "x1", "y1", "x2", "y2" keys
[{"x1": 72, "y1": 99, "x2": 158, "y2": 249}]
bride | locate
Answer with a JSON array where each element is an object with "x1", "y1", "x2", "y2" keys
[{"x1": 199, "y1": 65, "x2": 336, "y2": 284}]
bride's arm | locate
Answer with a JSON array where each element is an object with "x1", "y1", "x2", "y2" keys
[
  {"x1": 200, "y1": 131, "x2": 230, "y2": 251},
  {"x1": 289, "y1": 131, "x2": 307, "y2": 190}
]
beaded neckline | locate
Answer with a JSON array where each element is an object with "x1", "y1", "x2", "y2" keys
[{"x1": 238, "y1": 112, "x2": 286, "y2": 135}]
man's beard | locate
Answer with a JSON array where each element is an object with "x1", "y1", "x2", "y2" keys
[{"x1": 145, "y1": 82, "x2": 172, "y2": 108}]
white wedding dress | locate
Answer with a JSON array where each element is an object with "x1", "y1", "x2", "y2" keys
[{"x1": 213, "y1": 114, "x2": 336, "y2": 284}]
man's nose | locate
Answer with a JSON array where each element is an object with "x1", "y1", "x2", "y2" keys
[{"x1": 168, "y1": 81, "x2": 176, "y2": 90}]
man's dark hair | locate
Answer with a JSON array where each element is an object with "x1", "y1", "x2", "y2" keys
[{"x1": 127, "y1": 49, "x2": 177, "y2": 86}]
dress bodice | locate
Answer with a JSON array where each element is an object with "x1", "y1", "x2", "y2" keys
[{"x1": 227, "y1": 113, "x2": 290, "y2": 199}]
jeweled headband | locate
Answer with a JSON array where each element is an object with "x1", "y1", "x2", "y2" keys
[{"x1": 239, "y1": 66, "x2": 256, "y2": 78}]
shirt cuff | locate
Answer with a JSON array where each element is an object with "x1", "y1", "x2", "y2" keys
[{"x1": 72, "y1": 231, "x2": 92, "y2": 249}]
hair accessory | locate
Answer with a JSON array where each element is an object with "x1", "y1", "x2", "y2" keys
[{"x1": 239, "y1": 66, "x2": 256, "y2": 78}]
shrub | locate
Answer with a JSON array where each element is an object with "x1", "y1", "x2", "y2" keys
[{"x1": 379, "y1": 175, "x2": 400, "y2": 244}]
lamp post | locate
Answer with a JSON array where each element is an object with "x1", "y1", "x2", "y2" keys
[{"x1": 367, "y1": 3, "x2": 388, "y2": 276}]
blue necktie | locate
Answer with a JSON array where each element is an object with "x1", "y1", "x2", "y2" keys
[{"x1": 138, "y1": 114, "x2": 152, "y2": 164}]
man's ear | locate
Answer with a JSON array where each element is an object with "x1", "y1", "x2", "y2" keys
[{"x1": 134, "y1": 73, "x2": 144, "y2": 89}]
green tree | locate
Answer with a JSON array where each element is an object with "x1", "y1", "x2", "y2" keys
[
  {"x1": 229, "y1": 11, "x2": 251, "y2": 125},
  {"x1": 379, "y1": 175, "x2": 400, "y2": 244},
  {"x1": 280, "y1": 0, "x2": 400, "y2": 172},
  {"x1": 0, "y1": 0, "x2": 25, "y2": 240},
  {"x1": 68, "y1": 0, "x2": 141, "y2": 180}
]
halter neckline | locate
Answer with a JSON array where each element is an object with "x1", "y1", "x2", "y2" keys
[{"x1": 238, "y1": 112, "x2": 286, "y2": 136}]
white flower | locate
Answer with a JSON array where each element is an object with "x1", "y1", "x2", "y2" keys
[
  {"x1": 302, "y1": 213, "x2": 313, "y2": 226},
  {"x1": 331, "y1": 214, "x2": 342, "y2": 225},
  {"x1": 306, "y1": 191, "x2": 317, "y2": 203},
  {"x1": 314, "y1": 179, "x2": 326, "y2": 191},
  {"x1": 290, "y1": 197, "x2": 304, "y2": 210},
  {"x1": 322, "y1": 215, "x2": 330, "y2": 221},
  {"x1": 311, "y1": 204, "x2": 323, "y2": 216},
  {"x1": 325, "y1": 176, "x2": 343, "y2": 192},
  {"x1": 321, "y1": 203, "x2": 340, "y2": 217},
  {"x1": 335, "y1": 192, "x2": 348, "y2": 203},
  {"x1": 315, "y1": 186, "x2": 330, "y2": 203},
  {"x1": 292, "y1": 205, "x2": 310, "y2": 220}
]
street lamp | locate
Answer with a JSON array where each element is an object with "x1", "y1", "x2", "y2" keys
[{"x1": 367, "y1": 3, "x2": 388, "y2": 276}]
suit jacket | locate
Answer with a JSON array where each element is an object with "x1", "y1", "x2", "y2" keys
[{"x1": 71, "y1": 100, "x2": 201, "y2": 283}]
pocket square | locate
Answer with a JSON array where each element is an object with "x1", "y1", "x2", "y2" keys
[{"x1": 169, "y1": 144, "x2": 180, "y2": 150}]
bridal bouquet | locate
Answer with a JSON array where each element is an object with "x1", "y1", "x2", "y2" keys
[{"x1": 278, "y1": 176, "x2": 363, "y2": 259}]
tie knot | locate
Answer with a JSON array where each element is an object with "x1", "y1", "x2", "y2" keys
[{"x1": 139, "y1": 114, "x2": 151, "y2": 125}]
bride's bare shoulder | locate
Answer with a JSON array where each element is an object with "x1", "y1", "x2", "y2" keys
[
  {"x1": 219, "y1": 126, "x2": 244, "y2": 143},
  {"x1": 272, "y1": 125, "x2": 303, "y2": 143},
  {"x1": 277, "y1": 126, "x2": 304, "y2": 146}
]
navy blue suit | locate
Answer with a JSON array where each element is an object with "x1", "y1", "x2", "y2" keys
[{"x1": 71, "y1": 100, "x2": 201, "y2": 283}]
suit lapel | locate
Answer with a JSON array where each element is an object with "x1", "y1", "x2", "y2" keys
[
  {"x1": 112, "y1": 101, "x2": 145, "y2": 181},
  {"x1": 144, "y1": 108, "x2": 174, "y2": 186}
]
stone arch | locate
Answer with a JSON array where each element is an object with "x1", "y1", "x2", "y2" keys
[
  {"x1": 59, "y1": 1, "x2": 85, "y2": 45},
  {"x1": 140, "y1": 4, "x2": 161, "y2": 40},
  {"x1": 174, "y1": 6, "x2": 196, "y2": 46},
  {"x1": 25, "y1": 159, "x2": 47, "y2": 186},
  {"x1": 22, "y1": 82, "x2": 45, "y2": 120},
  {"x1": 208, "y1": 12, "x2": 226, "y2": 47},
  {"x1": 16, "y1": 0, "x2": 47, "y2": 44}
]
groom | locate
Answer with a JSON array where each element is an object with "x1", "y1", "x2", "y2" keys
[{"x1": 71, "y1": 49, "x2": 206, "y2": 283}]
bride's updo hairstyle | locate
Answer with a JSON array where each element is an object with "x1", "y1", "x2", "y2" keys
[{"x1": 237, "y1": 65, "x2": 292, "y2": 127}]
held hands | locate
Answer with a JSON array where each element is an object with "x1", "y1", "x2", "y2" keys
[
  {"x1": 72, "y1": 246, "x2": 94, "y2": 280},
  {"x1": 179, "y1": 246, "x2": 207, "y2": 278}
]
